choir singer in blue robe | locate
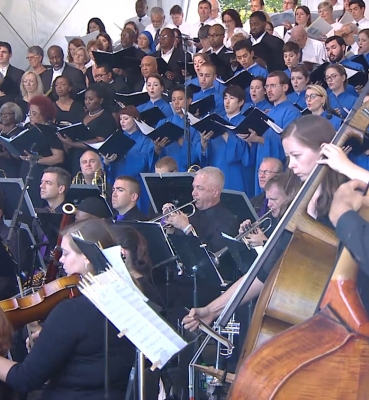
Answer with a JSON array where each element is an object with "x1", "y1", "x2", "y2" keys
[
  {"x1": 241, "y1": 76, "x2": 271, "y2": 113},
  {"x1": 287, "y1": 65, "x2": 309, "y2": 110}
]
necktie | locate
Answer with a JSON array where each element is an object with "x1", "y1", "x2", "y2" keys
[
  {"x1": 154, "y1": 29, "x2": 160, "y2": 43},
  {"x1": 356, "y1": 22, "x2": 360, "y2": 27},
  {"x1": 138, "y1": 17, "x2": 142, "y2": 23},
  {"x1": 299, "y1": 48, "x2": 303, "y2": 62},
  {"x1": 347, "y1": 45, "x2": 352, "y2": 52}
]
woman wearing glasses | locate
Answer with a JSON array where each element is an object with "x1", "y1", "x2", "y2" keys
[
  {"x1": 26, "y1": 46, "x2": 47, "y2": 76},
  {"x1": 305, "y1": 84, "x2": 342, "y2": 130},
  {"x1": 325, "y1": 64, "x2": 358, "y2": 119}
]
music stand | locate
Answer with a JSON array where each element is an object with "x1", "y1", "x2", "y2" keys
[
  {"x1": 65, "y1": 184, "x2": 102, "y2": 205},
  {"x1": 221, "y1": 190, "x2": 258, "y2": 225},
  {"x1": 0, "y1": 178, "x2": 36, "y2": 222},
  {"x1": 221, "y1": 236, "x2": 258, "y2": 275},
  {"x1": 140, "y1": 173, "x2": 194, "y2": 214}
]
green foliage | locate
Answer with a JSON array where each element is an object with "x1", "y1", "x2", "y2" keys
[{"x1": 220, "y1": 0, "x2": 284, "y2": 22}]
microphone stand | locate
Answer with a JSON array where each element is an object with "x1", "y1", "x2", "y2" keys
[{"x1": 7, "y1": 153, "x2": 39, "y2": 292}]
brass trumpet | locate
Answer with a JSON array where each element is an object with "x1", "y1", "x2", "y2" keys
[
  {"x1": 72, "y1": 168, "x2": 107, "y2": 199},
  {"x1": 72, "y1": 171, "x2": 85, "y2": 185},
  {"x1": 150, "y1": 200, "x2": 197, "y2": 223}
]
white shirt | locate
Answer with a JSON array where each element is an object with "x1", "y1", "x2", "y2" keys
[
  {"x1": 124, "y1": 14, "x2": 151, "y2": 32},
  {"x1": 176, "y1": 21, "x2": 192, "y2": 37},
  {"x1": 145, "y1": 22, "x2": 176, "y2": 41},
  {"x1": 250, "y1": 31, "x2": 267, "y2": 45},
  {"x1": 327, "y1": 21, "x2": 343, "y2": 37},
  {"x1": 161, "y1": 47, "x2": 175, "y2": 63},
  {"x1": 0, "y1": 64, "x2": 9, "y2": 77},
  {"x1": 51, "y1": 62, "x2": 66, "y2": 83},
  {"x1": 190, "y1": 18, "x2": 216, "y2": 38},
  {"x1": 301, "y1": 37, "x2": 327, "y2": 64},
  {"x1": 274, "y1": 25, "x2": 292, "y2": 42},
  {"x1": 224, "y1": 27, "x2": 248, "y2": 48},
  {"x1": 346, "y1": 41, "x2": 359, "y2": 55},
  {"x1": 332, "y1": 1, "x2": 344, "y2": 10},
  {"x1": 353, "y1": 17, "x2": 369, "y2": 30}
]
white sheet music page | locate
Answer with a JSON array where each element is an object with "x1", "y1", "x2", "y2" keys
[{"x1": 79, "y1": 269, "x2": 187, "y2": 369}]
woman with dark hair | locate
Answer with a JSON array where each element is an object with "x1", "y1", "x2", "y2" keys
[
  {"x1": 20, "y1": 95, "x2": 64, "y2": 207},
  {"x1": 241, "y1": 76, "x2": 271, "y2": 112},
  {"x1": 295, "y1": 6, "x2": 312, "y2": 27},
  {"x1": 67, "y1": 38, "x2": 85, "y2": 64},
  {"x1": 53, "y1": 76, "x2": 84, "y2": 125},
  {"x1": 137, "y1": 74, "x2": 173, "y2": 118},
  {"x1": 0, "y1": 102, "x2": 23, "y2": 177},
  {"x1": 0, "y1": 218, "x2": 152, "y2": 399},
  {"x1": 87, "y1": 17, "x2": 106, "y2": 34},
  {"x1": 287, "y1": 65, "x2": 309, "y2": 109},
  {"x1": 305, "y1": 84, "x2": 342, "y2": 130},
  {"x1": 325, "y1": 64, "x2": 358, "y2": 119},
  {"x1": 124, "y1": 21, "x2": 139, "y2": 42},
  {"x1": 57, "y1": 82, "x2": 117, "y2": 174},
  {"x1": 137, "y1": 31, "x2": 155, "y2": 54},
  {"x1": 222, "y1": 9, "x2": 248, "y2": 48},
  {"x1": 97, "y1": 32, "x2": 113, "y2": 52}
]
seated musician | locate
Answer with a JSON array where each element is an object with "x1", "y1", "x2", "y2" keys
[
  {"x1": 111, "y1": 176, "x2": 147, "y2": 222},
  {"x1": 78, "y1": 150, "x2": 104, "y2": 186},
  {"x1": 1, "y1": 218, "x2": 154, "y2": 399},
  {"x1": 40, "y1": 166, "x2": 71, "y2": 213},
  {"x1": 154, "y1": 156, "x2": 178, "y2": 173},
  {"x1": 251, "y1": 157, "x2": 283, "y2": 217},
  {"x1": 163, "y1": 166, "x2": 239, "y2": 253}
]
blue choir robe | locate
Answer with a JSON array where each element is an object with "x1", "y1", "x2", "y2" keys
[
  {"x1": 137, "y1": 98, "x2": 173, "y2": 118},
  {"x1": 106, "y1": 129, "x2": 155, "y2": 213},
  {"x1": 198, "y1": 112, "x2": 253, "y2": 194},
  {"x1": 186, "y1": 76, "x2": 226, "y2": 94},
  {"x1": 320, "y1": 110, "x2": 342, "y2": 131},
  {"x1": 241, "y1": 99, "x2": 271, "y2": 113},
  {"x1": 327, "y1": 90, "x2": 358, "y2": 119},
  {"x1": 283, "y1": 68, "x2": 291, "y2": 78},
  {"x1": 192, "y1": 87, "x2": 225, "y2": 116},
  {"x1": 236, "y1": 63, "x2": 268, "y2": 102},
  {"x1": 287, "y1": 90, "x2": 307, "y2": 109},
  {"x1": 349, "y1": 151, "x2": 369, "y2": 171},
  {"x1": 340, "y1": 58, "x2": 366, "y2": 73},
  {"x1": 251, "y1": 100, "x2": 301, "y2": 195},
  {"x1": 155, "y1": 114, "x2": 201, "y2": 172}
]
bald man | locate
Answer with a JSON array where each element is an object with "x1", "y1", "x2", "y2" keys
[
  {"x1": 290, "y1": 25, "x2": 327, "y2": 64},
  {"x1": 135, "y1": 55, "x2": 174, "y2": 92}
]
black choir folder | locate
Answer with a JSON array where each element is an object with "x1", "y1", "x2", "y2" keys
[
  {"x1": 92, "y1": 47, "x2": 140, "y2": 69},
  {"x1": 177, "y1": 60, "x2": 196, "y2": 77},
  {"x1": 135, "y1": 119, "x2": 183, "y2": 145},
  {"x1": 217, "y1": 69, "x2": 254, "y2": 89},
  {"x1": 189, "y1": 95, "x2": 215, "y2": 117},
  {"x1": 58, "y1": 122, "x2": 96, "y2": 141},
  {"x1": 115, "y1": 91, "x2": 149, "y2": 107},
  {"x1": 0, "y1": 124, "x2": 56, "y2": 157},
  {"x1": 82, "y1": 130, "x2": 135, "y2": 160},
  {"x1": 139, "y1": 106, "x2": 166, "y2": 127}
]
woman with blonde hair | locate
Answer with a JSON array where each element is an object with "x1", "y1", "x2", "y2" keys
[
  {"x1": 72, "y1": 46, "x2": 90, "y2": 74},
  {"x1": 17, "y1": 70, "x2": 44, "y2": 118},
  {"x1": 305, "y1": 84, "x2": 342, "y2": 130}
]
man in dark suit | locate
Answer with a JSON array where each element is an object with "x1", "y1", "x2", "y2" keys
[
  {"x1": 40, "y1": 45, "x2": 86, "y2": 99},
  {"x1": 0, "y1": 41, "x2": 24, "y2": 99},
  {"x1": 206, "y1": 24, "x2": 233, "y2": 80},
  {"x1": 248, "y1": 11, "x2": 286, "y2": 72},
  {"x1": 92, "y1": 63, "x2": 130, "y2": 93},
  {"x1": 111, "y1": 176, "x2": 147, "y2": 221},
  {"x1": 152, "y1": 28, "x2": 186, "y2": 82}
]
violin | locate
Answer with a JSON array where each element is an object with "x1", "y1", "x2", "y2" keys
[{"x1": 0, "y1": 275, "x2": 80, "y2": 330}]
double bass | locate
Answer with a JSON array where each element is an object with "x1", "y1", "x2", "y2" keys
[{"x1": 228, "y1": 100, "x2": 369, "y2": 397}]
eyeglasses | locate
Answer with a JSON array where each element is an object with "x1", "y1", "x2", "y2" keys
[
  {"x1": 121, "y1": 33, "x2": 130, "y2": 38},
  {"x1": 264, "y1": 84, "x2": 282, "y2": 89},
  {"x1": 26, "y1": 56, "x2": 39, "y2": 60},
  {"x1": 93, "y1": 73, "x2": 107, "y2": 79},
  {"x1": 342, "y1": 31, "x2": 353, "y2": 37},
  {"x1": 27, "y1": 111, "x2": 40, "y2": 117},
  {"x1": 258, "y1": 169, "x2": 278, "y2": 176},
  {"x1": 159, "y1": 34, "x2": 170, "y2": 39},
  {"x1": 325, "y1": 73, "x2": 339, "y2": 81},
  {"x1": 305, "y1": 93, "x2": 323, "y2": 100},
  {"x1": 207, "y1": 34, "x2": 224, "y2": 38},
  {"x1": 0, "y1": 112, "x2": 14, "y2": 117}
]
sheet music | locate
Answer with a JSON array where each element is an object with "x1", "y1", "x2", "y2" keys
[
  {"x1": 135, "y1": 119, "x2": 154, "y2": 135},
  {"x1": 265, "y1": 119, "x2": 283, "y2": 134},
  {"x1": 80, "y1": 269, "x2": 187, "y2": 369},
  {"x1": 269, "y1": 11, "x2": 295, "y2": 27},
  {"x1": 339, "y1": 11, "x2": 353, "y2": 25},
  {"x1": 306, "y1": 17, "x2": 332, "y2": 40},
  {"x1": 65, "y1": 31, "x2": 99, "y2": 46},
  {"x1": 344, "y1": 67, "x2": 359, "y2": 79}
]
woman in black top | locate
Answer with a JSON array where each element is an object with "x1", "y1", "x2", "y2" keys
[
  {"x1": 1, "y1": 218, "x2": 157, "y2": 400},
  {"x1": 0, "y1": 102, "x2": 23, "y2": 177},
  {"x1": 54, "y1": 76, "x2": 84, "y2": 125},
  {"x1": 57, "y1": 82, "x2": 117, "y2": 175},
  {"x1": 20, "y1": 95, "x2": 64, "y2": 208}
]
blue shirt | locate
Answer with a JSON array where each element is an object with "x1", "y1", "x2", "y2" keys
[
  {"x1": 241, "y1": 99, "x2": 271, "y2": 113},
  {"x1": 192, "y1": 87, "x2": 225, "y2": 116},
  {"x1": 287, "y1": 90, "x2": 307, "y2": 110},
  {"x1": 327, "y1": 90, "x2": 358, "y2": 119},
  {"x1": 321, "y1": 110, "x2": 342, "y2": 131},
  {"x1": 340, "y1": 58, "x2": 366, "y2": 73},
  {"x1": 137, "y1": 98, "x2": 173, "y2": 119},
  {"x1": 186, "y1": 76, "x2": 226, "y2": 94}
]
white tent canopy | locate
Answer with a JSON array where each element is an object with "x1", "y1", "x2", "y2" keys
[{"x1": 2, "y1": 0, "x2": 369, "y2": 70}]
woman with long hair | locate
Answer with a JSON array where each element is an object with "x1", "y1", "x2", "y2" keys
[
  {"x1": 222, "y1": 9, "x2": 248, "y2": 48},
  {"x1": 67, "y1": 38, "x2": 85, "y2": 64},
  {"x1": 86, "y1": 17, "x2": 106, "y2": 34},
  {"x1": 97, "y1": 32, "x2": 113, "y2": 52},
  {"x1": 17, "y1": 70, "x2": 44, "y2": 118}
]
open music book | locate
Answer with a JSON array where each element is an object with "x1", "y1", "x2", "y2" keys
[{"x1": 72, "y1": 235, "x2": 187, "y2": 370}]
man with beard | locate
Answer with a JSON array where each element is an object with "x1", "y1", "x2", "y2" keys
[{"x1": 325, "y1": 35, "x2": 365, "y2": 71}]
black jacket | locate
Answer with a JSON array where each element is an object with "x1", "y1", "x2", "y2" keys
[{"x1": 5, "y1": 65, "x2": 24, "y2": 99}]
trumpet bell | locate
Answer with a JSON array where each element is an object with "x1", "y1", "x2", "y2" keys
[{"x1": 62, "y1": 203, "x2": 76, "y2": 215}]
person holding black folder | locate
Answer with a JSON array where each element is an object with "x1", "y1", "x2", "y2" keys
[
  {"x1": 19, "y1": 96, "x2": 64, "y2": 208},
  {"x1": 199, "y1": 85, "x2": 254, "y2": 194},
  {"x1": 57, "y1": 82, "x2": 117, "y2": 175},
  {"x1": 102, "y1": 106, "x2": 153, "y2": 212},
  {"x1": 192, "y1": 62, "x2": 225, "y2": 116},
  {"x1": 237, "y1": 71, "x2": 301, "y2": 196},
  {"x1": 54, "y1": 76, "x2": 84, "y2": 125},
  {"x1": 137, "y1": 73, "x2": 173, "y2": 119},
  {"x1": 154, "y1": 85, "x2": 201, "y2": 171},
  {"x1": 326, "y1": 35, "x2": 365, "y2": 72},
  {"x1": 241, "y1": 76, "x2": 271, "y2": 113}
]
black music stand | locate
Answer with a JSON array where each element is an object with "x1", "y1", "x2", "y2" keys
[
  {"x1": 221, "y1": 189, "x2": 258, "y2": 226},
  {"x1": 65, "y1": 184, "x2": 102, "y2": 205},
  {"x1": 140, "y1": 173, "x2": 194, "y2": 214},
  {"x1": 168, "y1": 235, "x2": 224, "y2": 308}
]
